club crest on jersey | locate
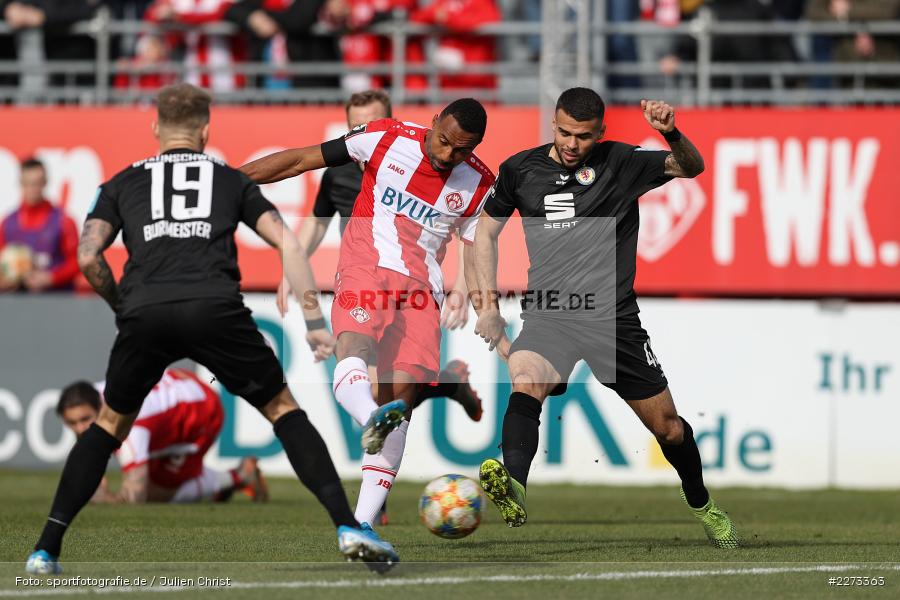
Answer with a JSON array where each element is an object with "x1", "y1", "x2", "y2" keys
[
  {"x1": 445, "y1": 191, "x2": 465, "y2": 213},
  {"x1": 350, "y1": 307, "x2": 371, "y2": 323},
  {"x1": 576, "y1": 166, "x2": 595, "y2": 186}
]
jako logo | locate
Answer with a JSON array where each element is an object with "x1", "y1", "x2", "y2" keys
[
  {"x1": 348, "y1": 374, "x2": 369, "y2": 385},
  {"x1": 388, "y1": 163, "x2": 405, "y2": 176},
  {"x1": 544, "y1": 193, "x2": 575, "y2": 221}
]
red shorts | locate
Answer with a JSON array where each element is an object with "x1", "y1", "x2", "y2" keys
[
  {"x1": 146, "y1": 393, "x2": 224, "y2": 489},
  {"x1": 332, "y1": 266, "x2": 441, "y2": 382}
]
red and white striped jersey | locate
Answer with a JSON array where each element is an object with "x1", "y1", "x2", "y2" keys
[
  {"x1": 97, "y1": 369, "x2": 219, "y2": 472},
  {"x1": 337, "y1": 118, "x2": 495, "y2": 299}
]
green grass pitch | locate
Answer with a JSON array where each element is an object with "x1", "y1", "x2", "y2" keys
[{"x1": 1, "y1": 469, "x2": 898, "y2": 599}]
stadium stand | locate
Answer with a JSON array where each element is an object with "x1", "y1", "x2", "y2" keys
[{"x1": 0, "y1": 0, "x2": 898, "y2": 105}]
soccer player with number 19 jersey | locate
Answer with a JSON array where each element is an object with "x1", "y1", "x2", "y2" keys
[
  {"x1": 241, "y1": 99, "x2": 494, "y2": 534},
  {"x1": 26, "y1": 84, "x2": 398, "y2": 576}
]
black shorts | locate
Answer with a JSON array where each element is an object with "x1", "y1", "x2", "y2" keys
[
  {"x1": 103, "y1": 297, "x2": 286, "y2": 414},
  {"x1": 509, "y1": 312, "x2": 667, "y2": 401}
]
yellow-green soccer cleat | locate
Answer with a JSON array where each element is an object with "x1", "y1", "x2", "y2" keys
[
  {"x1": 479, "y1": 459, "x2": 527, "y2": 527},
  {"x1": 681, "y1": 488, "x2": 741, "y2": 548}
]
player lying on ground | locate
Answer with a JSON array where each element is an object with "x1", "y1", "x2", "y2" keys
[
  {"x1": 470, "y1": 88, "x2": 740, "y2": 548},
  {"x1": 57, "y1": 368, "x2": 266, "y2": 504},
  {"x1": 26, "y1": 83, "x2": 398, "y2": 576},
  {"x1": 241, "y1": 98, "x2": 494, "y2": 534},
  {"x1": 273, "y1": 90, "x2": 482, "y2": 526}
]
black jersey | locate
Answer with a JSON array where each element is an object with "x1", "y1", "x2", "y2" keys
[
  {"x1": 312, "y1": 162, "x2": 362, "y2": 235},
  {"x1": 88, "y1": 148, "x2": 275, "y2": 313},
  {"x1": 485, "y1": 141, "x2": 671, "y2": 318}
]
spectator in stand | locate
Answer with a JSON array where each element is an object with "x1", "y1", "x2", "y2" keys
[
  {"x1": 806, "y1": 0, "x2": 900, "y2": 89},
  {"x1": 0, "y1": 158, "x2": 79, "y2": 292},
  {"x1": 322, "y1": 0, "x2": 422, "y2": 93},
  {"x1": 113, "y1": 34, "x2": 174, "y2": 91},
  {"x1": 1, "y1": 0, "x2": 100, "y2": 86},
  {"x1": 410, "y1": 0, "x2": 500, "y2": 90},
  {"x1": 659, "y1": 0, "x2": 798, "y2": 91},
  {"x1": 606, "y1": 0, "x2": 641, "y2": 89},
  {"x1": 145, "y1": 0, "x2": 245, "y2": 92},
  {"x1": 226, "y1": 0, "x2": 340, "y2": 89}
]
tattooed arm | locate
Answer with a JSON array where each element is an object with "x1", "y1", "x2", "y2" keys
[
  {"x1": 254, "y1": 208, "x2": 335, "y2": 361},
  {"x1": 640, "y1": 99, "x2": 705, "y2": 178},
  {"x1": 92, "y1": 465, "x2": 149, "y2": 504},
  {"x1": 77, "y1": 218, "x2": 121, "y2": 312}
]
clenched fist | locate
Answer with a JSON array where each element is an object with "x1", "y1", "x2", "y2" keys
[{"x1": 641, "y1": 99, "x2": 675, "y2": 133}]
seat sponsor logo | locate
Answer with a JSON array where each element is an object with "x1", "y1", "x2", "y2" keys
[{"x1": 543, "y1": 193, "x2": 575, "y2": 221}]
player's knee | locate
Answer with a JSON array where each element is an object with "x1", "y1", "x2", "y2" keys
[
  {"x1": 336, "y1": 333, "x2": 373, "y2": 362},
  {"x1": 96, "y1": 405, "x2": 137, "y2": 441},
  {"x1": 259, "y1": 386, "x2": 299, "y2": 424},
  {"x1": 511, "y1": 374, "x2": 546, "y2": 400},
  {"x1": 653, "y1": 415, "x2": 684, "y2": 445}
]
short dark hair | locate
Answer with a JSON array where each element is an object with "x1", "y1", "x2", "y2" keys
[
  {"x1": 57, "y1": 381, "x2": 101, "y2": 416},
  {"x1": 439, "y1": 98, "x2": 487, "y2": 139},
  {"x1": 345, "y1": 90, "x2": 392, "y2": 118},
  {"x1": 156, "y1": 83, "x2": 211, "y2": 130},
  {"x1": 20, "y1": 157, "x2": 45, "y2": 172},
  {"x1": 555, "y1": 88, "x2": 605, "y2": 122}
]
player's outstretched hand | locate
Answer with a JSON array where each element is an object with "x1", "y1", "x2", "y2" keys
[
  {"x1": 440, "y1": 290, "x2": 469, "y2": 330},
  {"x1": 641, "y1": 99, "x2": 675, "y2": 133},
  {"x1": 474, "y1": 310, "x2": 507, "y2": 352},
  {"x1": 306, "y1": 329, "x2": 336, "y2": 362},
  {"x1": 276, "y1": 277, "x2": 291, "y2": 317}
]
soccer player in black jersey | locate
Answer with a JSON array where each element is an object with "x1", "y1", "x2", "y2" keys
[
  {"x1": 25, "y1": 84, "x2": 398, "y2": 575},
  {"x1": 470, "y1": 88, "x2": 740, "y2": 548}
]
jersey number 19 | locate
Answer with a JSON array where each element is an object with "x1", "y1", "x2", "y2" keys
[{"x1": 145, "y1": 161, "x2": 213, "y2": 221}]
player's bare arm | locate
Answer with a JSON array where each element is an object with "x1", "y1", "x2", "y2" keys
[
  {"x1": 276, "y1": 214, "x2": 332, "y2": 316},
  {"x1": 239, "y1": 145, "x2": 328, "y2": 184},
  {"x1": 254, "y1": 209, "x2": 335, "y2": 361},
  {"x1": 91, "y1": 465, "x2": 149, "y2": 504},
  {"x1": 441, "y1": 239, "x2": 470, "y2": 331},
  {"x1": 77, "y1": 218, "x2": 121, "y2": 312},
  {"x1": 640, "y1": 99, "x2": 705, "y2": 179},
  {"x1": 471, "y1": 212, "x2": 509, "y2": 356}
]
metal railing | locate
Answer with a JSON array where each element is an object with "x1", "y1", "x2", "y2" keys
[{"x1": 1, "y1": 7, "x2": 899, "y2": 106}]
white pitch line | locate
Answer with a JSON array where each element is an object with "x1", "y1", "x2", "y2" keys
[{"x1": 2, "y1": 564, "x2": 899, "y2": 597}]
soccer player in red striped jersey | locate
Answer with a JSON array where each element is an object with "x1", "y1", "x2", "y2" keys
[
  {"x1": 56, "y1": 368, "x2": 267, "y2": 504},
  {"x1": 241, "y1": 99, "x2": 493, "y2": 531}
]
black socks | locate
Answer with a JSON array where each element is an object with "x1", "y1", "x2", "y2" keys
[
  {"x1": 36, "y1": 423, "x2": 121, "y2": 556},
  {"x1": 659, "y1": 417, "x2": 709, "y2": 509},
  {"x1": 273, "y1": 409, "x2": 358, "y2": 528},
  {"x1": 410, "y1": 382, "x2": 460, "y2": 409},
  {"x1": 501, "y1": 392, "x2": 543, "y2": 488}
]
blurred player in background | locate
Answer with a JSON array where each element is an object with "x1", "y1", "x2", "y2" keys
[
  {"x1": 275, "y1": 89, "x2": 482, "y2": 525},
  {"x1": 0, "y1": 158, "x2": 80, "y2": 292},
  {"x1": 26, "y1": 83, "x2": 398, "y2": 576},
  {"x1": 471, "y1": 88, "x2": 740, "y2": 548},
  {"x1": 57, "y1": 368, "x2": 267, "y2": 504},
  {"x1": 241, "y1": 98, "x2": 494, "y2": 535}
]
